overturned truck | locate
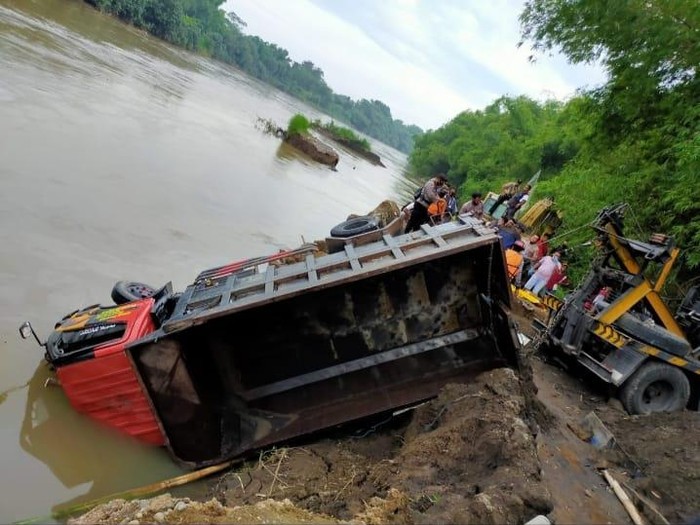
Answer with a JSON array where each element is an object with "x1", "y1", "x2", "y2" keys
[{"x1": 21, "y1": 216, "x2": 519, "y2": 468}]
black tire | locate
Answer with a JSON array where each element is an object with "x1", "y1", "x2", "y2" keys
[
  {"x1": 619, "y1": 361, "x2": 690, "y2": 414},
  {"x1": 616, "y1": 313, "x2": 690, "y2": 356},
  {"x1": 111, "y1": 281, "x2": 157, "y2": 305},
  {"x1": 330, "y1": 216, "x2": 379, "y2": 238}
]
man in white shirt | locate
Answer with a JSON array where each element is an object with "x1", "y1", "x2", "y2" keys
[{"x1": 524, "y1": 251, "x2": 561, "y2": 296}]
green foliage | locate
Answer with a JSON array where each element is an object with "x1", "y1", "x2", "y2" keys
[
  {"x1": 82, "y1": 0, "x2": 422, "y2": 153},
  {"x1": 286, "y1": 114, "x2": 311, "y2": 137},
  {"x1": 315, "y1": 120, "x2": 371, "y2": 152},
  {"x1": 409, "y1": 95, "x2": 574, "y2": 194},
  {"x1": 519, "y1": 0, "x2": 700, "y2": 281},
  {"x1": 520, "y1": 0, "x2": 700, "y2": 90},
  {"x1": 409, "y1": 1, "x2": 699, "y2": 285}
]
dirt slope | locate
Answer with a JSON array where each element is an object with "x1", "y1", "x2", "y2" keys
[
  {"x1": 69, "y1": 308, "x2": 700, "y2": 525},
  {"x1": 70, "y1": 368, "x2": 553, "y2": 524},
  {"x1": 532, "y1": 355, "x2": 700, "y2": 524}
]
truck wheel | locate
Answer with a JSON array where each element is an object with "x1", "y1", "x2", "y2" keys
[
  {"x1": 111, "y1": 281, "x2": 157, "y2": 305},
  {"x1": 619, "y1": 361, "x2": 690, "y2": 414},
  {"x1": 330, "y1": 216, "x2": 379, "y2": 238}
]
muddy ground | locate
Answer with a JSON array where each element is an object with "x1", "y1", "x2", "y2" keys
[{"x1": 69, "y1": 306, "x2": 700, "y2": 525}]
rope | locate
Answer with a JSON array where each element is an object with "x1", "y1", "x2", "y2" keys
[
  {"x1": 544, "y1": 221, "x2": 595, "y2": 245},
  {"x1": 625, "y1": 204, "x2": 647, "y2": 239},
  {"x1": 351, "y1": 414, "x2": 394, "y2": 439}
]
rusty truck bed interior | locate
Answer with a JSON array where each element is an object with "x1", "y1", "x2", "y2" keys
[{"x1": 129, "y1": 219, "x2": 519, "y2": 467}]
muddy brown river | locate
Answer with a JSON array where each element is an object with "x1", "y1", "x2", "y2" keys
[{"x1": 0, "y1": 0, "x2": 414, "y2": 520}]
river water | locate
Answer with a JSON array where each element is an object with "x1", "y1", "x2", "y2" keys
[{"x1": 0, "y1": 0, "x2": 414, "y2": 520}]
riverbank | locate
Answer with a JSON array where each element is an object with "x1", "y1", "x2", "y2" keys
[{"x1": 66, "y1": 306, "x2": 700, "y2": 524}]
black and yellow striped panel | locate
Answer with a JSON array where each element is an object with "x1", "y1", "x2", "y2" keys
[
  {"x1": 638, "y1": 345, "x2": 700, "y2": 375},
  {"x1": 592, "y1": 322, "x2": 627, "y2": 348},
  {"x1": 541, "y1": 295, "x2": 563, "y2": 311}
]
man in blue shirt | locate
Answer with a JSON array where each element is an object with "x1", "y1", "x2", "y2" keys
[{"x1": 497, "y1": 219, "x2": 521, "y2": 249}]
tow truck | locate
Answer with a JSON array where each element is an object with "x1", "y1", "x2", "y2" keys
[{"x1": 536, "y1": 203, "x2": 700, "y2": 414}]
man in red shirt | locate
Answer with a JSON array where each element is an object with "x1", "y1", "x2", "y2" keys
[{"x1": 536, "y1": 232, "x2": 550, "y2": 259}]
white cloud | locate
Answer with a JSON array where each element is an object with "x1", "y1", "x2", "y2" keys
[{"x1": 223, "y1": 0, "x2": 607, "y2": 130}]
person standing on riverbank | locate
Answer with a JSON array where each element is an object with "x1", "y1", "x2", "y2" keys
[
  {"x1": 489, "y1": 179, "x2": 522, "y2": 215},
  {"x1": 504, "y1": 184, "x2": 531, "y2": 220},
  {"x1": 405, "y1": 174, "x2": 448, "y2": 232},
  {"x1": 524, "y1": 251, "x2": 562, "y2": 296}
]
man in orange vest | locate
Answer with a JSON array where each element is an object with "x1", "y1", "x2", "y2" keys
[
  {"x1": 427, "y1": 189, "x2": 449, "y2": 224},
  {"x1": 505, "y1": 240, "x2": 525, "y2": 283}
]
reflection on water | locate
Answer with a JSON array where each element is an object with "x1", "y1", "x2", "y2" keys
[
  {"x1": 22, "y1": 365, "x2": 94, "y2": 494},
  {"x1": 0, "y1": 0, "x2": 410, "y2": 520},
  {"x1": 20, "y1": 364, "x2": 183, "y2": 516},
  {"x1": 0, "y1": 379, "x2": 29, "y2": 407}
]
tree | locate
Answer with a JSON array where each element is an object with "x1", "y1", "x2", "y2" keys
[
  {"x1": 83, "y1": 0, "x2": 423, "y2": 153},
  {"x1": 520, "y1": 0, "x2": 700, "y2": 274}
]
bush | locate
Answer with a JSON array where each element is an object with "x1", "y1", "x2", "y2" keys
[
  {"x1": 287, "y1": 114, "x2": 310, "y2": 137},
  {"x1": 319, "y1": 120, "x2": 371, "y2": 152}
]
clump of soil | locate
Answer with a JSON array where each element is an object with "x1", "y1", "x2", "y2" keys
[
  {"x1": 68, "y1": 493, "x2": 338, "y2": 524},
  {"x1": 285, "y1": 133, "x2": 339, "y2": 167},
  {"x1": 254, "y1": 117, "x2": 339, "y2": 167},
  {"x1": 208, "y1": 367, "x2": 551, "y2": 524},
  {"x1": 72, "y1": 368, "x2": 552, "y2": 524},
  {"x1": 311, "y1": 124, "x2": 386, "y2": 167}
]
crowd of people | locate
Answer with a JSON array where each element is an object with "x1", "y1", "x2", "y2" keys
[{"x1": 403, "y1": 174, "x2": 569, "y2": 298}]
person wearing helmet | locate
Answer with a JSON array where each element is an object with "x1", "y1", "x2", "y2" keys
[{"x1": 405, "y1": 174, "x2": 448, "y2": 232}]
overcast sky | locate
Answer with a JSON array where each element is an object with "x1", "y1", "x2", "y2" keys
[{"x1": 223, "y1": 0, "x2": 607, "y2": 130}]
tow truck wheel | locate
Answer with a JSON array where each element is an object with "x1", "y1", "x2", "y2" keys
[
  {"x1": 111, "y1": 281, "x2": 157, "y2": 305},
  {"x1": 620, "y1": 361, "x2": 690, "y2": 414}
]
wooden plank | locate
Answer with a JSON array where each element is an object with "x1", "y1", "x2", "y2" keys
[{"x1": 602, "y1": 470, "x2": 645, "y2": 525}]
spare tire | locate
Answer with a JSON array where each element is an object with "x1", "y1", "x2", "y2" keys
[
  {"x1": 111, "y1": 281, "x2": 157, "y2": 305},
  {"x1": 330, "y1": 216, "x2": 379, "y2": 238},
  {"x1": 616, "y1": 313, "x2": 691, "y2": 356}
]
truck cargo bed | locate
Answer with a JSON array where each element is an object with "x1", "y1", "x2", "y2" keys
[{"x1": 128, "y1": 217, "x2": 520, "y2": 468}]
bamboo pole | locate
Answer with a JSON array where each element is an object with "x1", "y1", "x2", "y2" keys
[
  {"x1": 621, "y1": 480, "x2": 670, "y2": 525},
  {"x1": 20, "y1": 459, "x2": 238, "y2": 523},
  {"x1": 602, "y1": 469, "x2": 645, "y2": 525}
]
